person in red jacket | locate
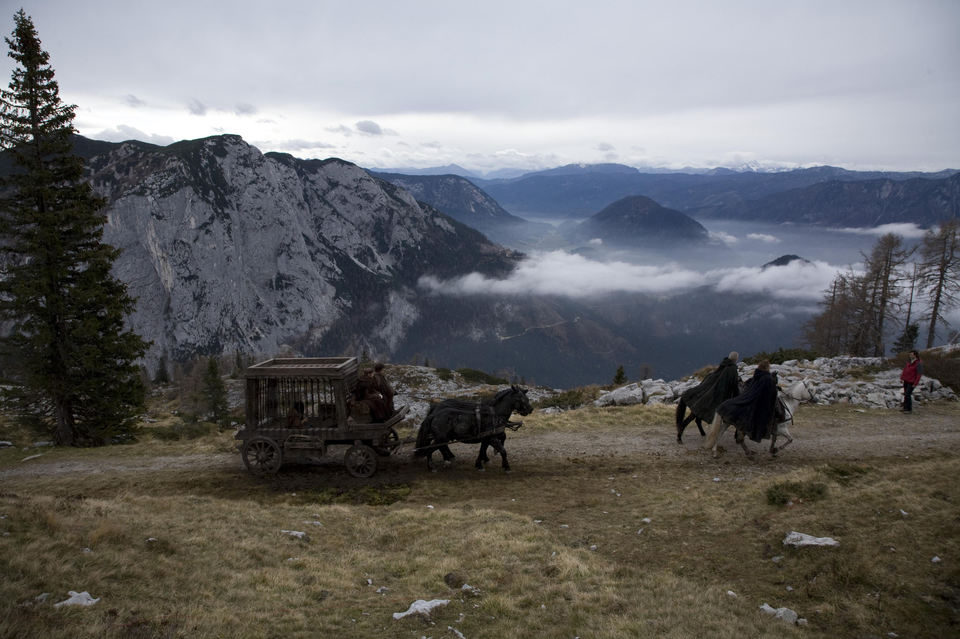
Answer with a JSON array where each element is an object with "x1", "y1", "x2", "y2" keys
[{"x1": 899, "y1": 350, "x2": 924, "y2": 413}]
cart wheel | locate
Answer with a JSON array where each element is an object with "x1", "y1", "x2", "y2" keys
[
  {"x1": 242, "y1": 437, "x2": 282, "y2": 475},
  {"x1": 344, "y1": 444, "x2": 378, "y2": 478},
  {"x1": 374, "y1": 428, "x2": 401, "y2": 456}
]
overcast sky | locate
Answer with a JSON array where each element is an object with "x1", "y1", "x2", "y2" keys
[{"x1": 2, "y1": 0, "x2": 958, "y2": 174}]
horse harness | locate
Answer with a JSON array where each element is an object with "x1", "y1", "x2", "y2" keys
[
  {"x1": 473, "y1": 399, "x2": 522, "y2": 437},
  {"x1": 777, "y1": 380, "x2": 817, "y2": 426}
]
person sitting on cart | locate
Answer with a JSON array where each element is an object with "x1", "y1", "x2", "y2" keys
[
  {"x1": 371, "y1": 362, "x2": 395, "y2": 418},
  {"x1": 354, "y1": 370, "x2": 390, "y2": 422}
]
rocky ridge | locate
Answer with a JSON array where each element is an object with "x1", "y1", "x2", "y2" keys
[
  {"x1": 323, "y1": 353, "x2": 957, "y2": 427},
  {"x1": 593, "y1": 354, "x2": 957, "y2": 411}
]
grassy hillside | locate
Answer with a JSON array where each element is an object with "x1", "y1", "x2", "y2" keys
[{"x1": 2, "y1": 399, "x2": 958, "y2": 638}]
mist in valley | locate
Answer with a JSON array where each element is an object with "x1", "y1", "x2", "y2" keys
[{"x1": 414, "y1": 215, "x2": 942, "y2": 386}]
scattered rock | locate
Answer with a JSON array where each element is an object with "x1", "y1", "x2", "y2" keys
[
  {"x1": 783, "y1": 531, "x2": 839, "y2": 547},
  {"x1": 759, "y1": 603, "x2": 799, "y2": 624},
  {"x1": 392, "y1": 598, "x2": 450, "y2": 620},
  {"x1": 280, "y1": 530, "x2": 309, "y2": 541},
  {"x1": 54, "y1": 591, "x2": 100, "y2": 608}
]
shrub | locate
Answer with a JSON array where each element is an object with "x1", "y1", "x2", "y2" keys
[
  {"x1": 151, "y1": 421, "x2": 214, "y2": 441},
  {"x1": 745, "y1": 347, "x2": 820, "y2": 365},
  {"x1": 435, "y1": 368, "x2": 452, "y2": 381},
  {"x1": 455, "y1": 368, "x2": 508, "y2": 385},
  {"x1": 533, "y1": 386, "x2": 602, "y2": 410}
]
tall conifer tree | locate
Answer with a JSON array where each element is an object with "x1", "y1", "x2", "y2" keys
[{"x1": 0, "y1": 10, "x2": 148, "y2": 445}]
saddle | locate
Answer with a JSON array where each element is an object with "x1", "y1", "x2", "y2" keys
[{"x1": 774, "y1": 397, "x2": 788, "y2": 424}]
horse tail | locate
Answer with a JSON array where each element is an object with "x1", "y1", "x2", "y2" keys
[
  {"x1": 702, "y1": 413, "x2": 725, "y2": 450},
  {"x1": 675, "y1": 398, "x2": 686, "y2": 430},
  {"x1": 414, "y1": 408, "x2": 436, "y2": 457}
]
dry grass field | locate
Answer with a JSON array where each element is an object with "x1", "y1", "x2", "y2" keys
[{"x1": 1, "y1": 401, "x2": 959, "y2": 638}]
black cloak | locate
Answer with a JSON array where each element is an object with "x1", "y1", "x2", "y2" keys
[
  {"x1": 715, "y1": 368, "x2": 779, "y2": 443},
  {"x1": 680, "y1": 357, "x2": 741, "y2": 423}
]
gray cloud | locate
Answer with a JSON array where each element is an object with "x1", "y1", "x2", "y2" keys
[
  {"x1": 356, "y1": 120, "x2": 383, "y2": 135},
  {"x1": 124, "y1": 94, "x2": 145, "y2": 108},
  {"x1": 746, "y1": 233, "x2": 781, "y2": 243},
  {"x1": 235, "y1": 103, "x2": 257, "y2": 116},
  {"x1": 19, "y1": 1, "x2": 959, "y2": 172},
  {"x1": 187, "y1": 99, "x2": 207, "y2": 116},
  {"x1": 419, "y1": 250, "x2": 841, "y2": 302},
  {"x1": 838, "y1": 223, "x2": 928, "y2": 239}
]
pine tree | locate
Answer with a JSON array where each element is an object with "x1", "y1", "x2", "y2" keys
[
  {"x1": 202, "y1": 357, "x2": 229, "y2": 428},
  {"x1": 0, "y1": 10, "x2": 148, "y2": 445},
  {"x1": 153, "y1": 352, "x2": 171, "y2": 385},
  {"x1": 612, "y1": 365, "x2": 626, "y2": 385},
  {"x1": 891, "y1": 324, "x2": 919, "y2": 355}
]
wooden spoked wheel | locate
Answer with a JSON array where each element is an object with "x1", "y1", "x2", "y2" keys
[
  {"x1": 344, "y1": 444, "x2": 378, "y2": 478},
  {"x1": 242, "y1": 436, "x2": 282, "y2": 475}
]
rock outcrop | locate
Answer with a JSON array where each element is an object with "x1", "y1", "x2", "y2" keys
[{"x1": 594, "y1": 356, "x2": 957, "y2": 409}]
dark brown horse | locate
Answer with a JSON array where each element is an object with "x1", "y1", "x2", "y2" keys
[{"x1": 414, "y1": 386, "x2": 532, "y2": 472}]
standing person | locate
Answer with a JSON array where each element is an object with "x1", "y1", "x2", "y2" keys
[
  {"x1": 900, "y1": 350, "x2": 923, "y2": 413},
  {"x1": 675, "y1": 351, "x2": 741, "y2": 443}
]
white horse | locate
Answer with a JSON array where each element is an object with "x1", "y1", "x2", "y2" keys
[{"x1": 703, "y1": 379, "x2": 817, "y2": 458}]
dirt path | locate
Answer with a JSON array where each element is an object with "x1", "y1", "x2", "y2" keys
[{"x1": 3, "y1": 403, "x2": 958, "y2": 481}]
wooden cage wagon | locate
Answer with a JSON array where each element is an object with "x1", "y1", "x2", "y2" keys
[{"x1": 236, "y1": 357, "x2": 408, "y2": 477}]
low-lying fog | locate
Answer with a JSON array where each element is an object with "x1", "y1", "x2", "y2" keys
[{"x1": 415, "y1": 218, "x2": 949, "y2": 385}]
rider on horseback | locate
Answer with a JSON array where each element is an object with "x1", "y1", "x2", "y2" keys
[
  {"x1": 713, "y1": 359, "x2": 780, "y2": 443},
  {"x1": 675, "y1": 351, "x2": 741, "y2": 443}
]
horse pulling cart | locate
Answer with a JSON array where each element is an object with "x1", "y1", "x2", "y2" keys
[{"x1": 236, "y1": 357, "x2": 408, "y2": 478}]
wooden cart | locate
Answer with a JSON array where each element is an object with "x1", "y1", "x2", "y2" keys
[{"x1": 236, "y1": 357, "x2": 408, "y2": 477}]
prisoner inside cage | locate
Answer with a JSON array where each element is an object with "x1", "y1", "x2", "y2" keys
[{"x1": 244, "y1": 357, "x2": 359, "y2": 429}]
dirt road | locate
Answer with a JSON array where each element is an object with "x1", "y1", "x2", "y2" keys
[{"x1": 3, "y1": 402, "x2": 958, "y2": 482}]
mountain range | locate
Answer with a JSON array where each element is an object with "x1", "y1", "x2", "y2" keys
[
  {"x1": 470, "y1": 162, "x2": 960, "y2": 224},
  {"x1": 3, "y1": 135, "x2": 958, "y2": 387}
]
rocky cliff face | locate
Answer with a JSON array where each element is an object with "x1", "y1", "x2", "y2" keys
[{"x1": 85, "y1": 135, "x2": 518, "y2": 372}]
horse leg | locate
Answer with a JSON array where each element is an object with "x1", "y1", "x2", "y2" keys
[
  {"x1": 703, "y1": 414, "x2": 728, "y2": 457},
  {"x1": 475, "y1": 440, "x2": 489, "y2": 471},
  {"x1": 676, "y1": 401, "x2": 687, "y2": 443},
  {"x1": 489, "y1": 435, "x2": 510, "y2": 472},
  {"x1": 439, "y1": 444, "x2": 456, "y2": 466},
  {"x1": 771, "y1": 424, "x2": 793, "y2": 455},
  {"x1": 694, "y1": 417, "x2": 706, "y2": 437},
  {"x1": 736, "y1": 429, "x2": 755, "y2": 457}
]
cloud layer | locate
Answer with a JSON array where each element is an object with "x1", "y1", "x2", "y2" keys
[
  {"x1": 419, "y1": 251, "x2": 842, "y2": 302},
  {"x1": 12, "y1": 0, "x2": 958, "y2": 173}
]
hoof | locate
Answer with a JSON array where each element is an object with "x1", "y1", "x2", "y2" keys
[{"x1": 475, "y1": 466, "x2": 485, "y2": 472}]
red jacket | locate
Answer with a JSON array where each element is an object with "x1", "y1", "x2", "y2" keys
[{"x1": 900, "y1": 359, "x2": 923, "y2": 385}]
